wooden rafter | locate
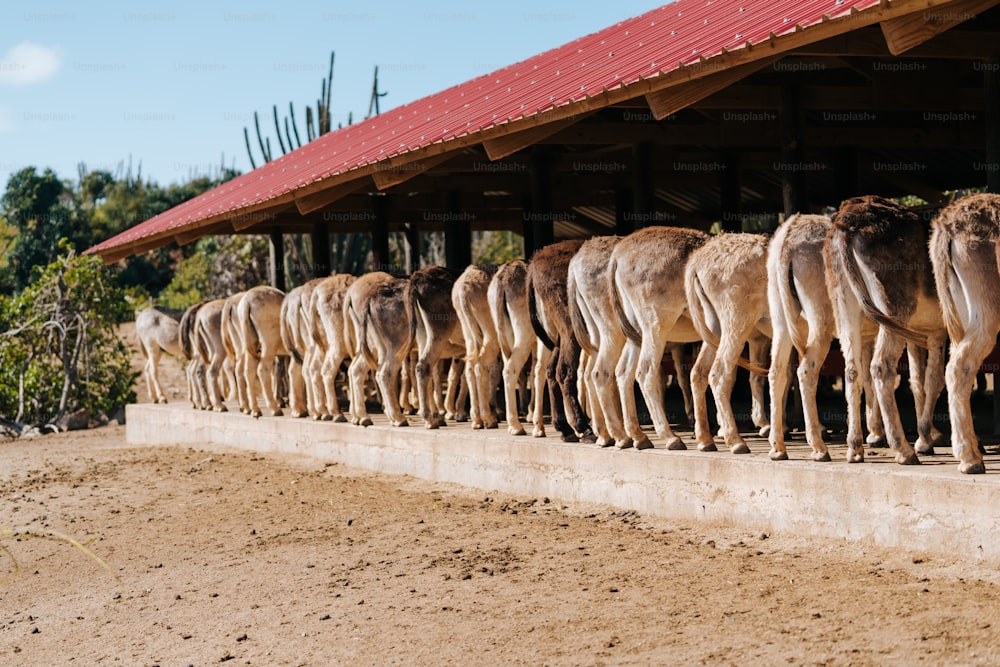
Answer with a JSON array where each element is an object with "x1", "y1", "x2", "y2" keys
[
  {"x1": 231, "y1": 210, "x2": 281, "y2": 231},
  {"x1": 482, "y1": 117, "x2": 583, "y2": 160},
  {"x1": 294, "y1": 179, "x2": 371, "y2": 215},
  {"x1": 880, "y1": 0, "x2": 1000, "y2": 55},
  {"x1": 645, "y1": 57, "x2": 779, "y2": 120},
  {"x1": 372, "y1": 152, "x2": 455, "y2": 190}
]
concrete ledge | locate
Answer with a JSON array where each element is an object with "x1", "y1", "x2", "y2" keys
[{"x1": 127, "y1": 403, "x2": 1000, "y2": 562}]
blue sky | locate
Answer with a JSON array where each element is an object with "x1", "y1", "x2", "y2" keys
[{"x1": 1, "y1": 0, "x2": 661, "y2": 189}]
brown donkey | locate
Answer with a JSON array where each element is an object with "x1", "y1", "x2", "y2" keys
[
  {"x1": 684, "y1": 233, "x2": 771, "y2": 454},
  {"x1": 528, "y1": 239, "x2": 595, "y2": 443},
  {"x1": 825, "y1": 196, "x2": 946, "y2": 466},
  {"x1": 932, "y1": 193, "x2": 1000, "y2": 473},
  {"x1": 609, "y1": 226, "x2": 708, "y2": 450}
]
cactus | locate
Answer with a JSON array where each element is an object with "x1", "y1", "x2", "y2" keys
[
  {"x1": 241, "y1": 51, "x2": 388, "y2": 278},
  {"x1": 243, "y1": 50, "x2": 343, "y2": 166}
]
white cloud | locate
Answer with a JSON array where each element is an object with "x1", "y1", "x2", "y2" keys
[{"x1": 0, "y1": 42, "x2": 61, "y2": 85}]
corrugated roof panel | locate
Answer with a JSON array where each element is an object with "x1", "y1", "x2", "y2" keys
[{"x1": 91, "y1": 0, "x2": 890, "y2": 255}]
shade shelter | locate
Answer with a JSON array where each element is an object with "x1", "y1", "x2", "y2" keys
[{"x1": 88, "y1": 0, "x2": 1000, "y2": 287}]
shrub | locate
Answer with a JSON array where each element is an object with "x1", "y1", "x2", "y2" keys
[{"x1": 0, "y1": 241, "x2": 136, "y2": 424}]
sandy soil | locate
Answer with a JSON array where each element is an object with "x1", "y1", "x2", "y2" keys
[{"x1": 2, "y1": 324, "x2": 1000, "y2": 665}]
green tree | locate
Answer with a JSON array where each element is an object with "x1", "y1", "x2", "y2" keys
[
  {"x1": 0, "y1": 241, "x2": 136, "y2": 424},
  {"x1": 472, "y1": 230, "x2": 523, "y2": 266},
  {"x1": 1, "y1": 167, "x2": 90, "y2": 293}
]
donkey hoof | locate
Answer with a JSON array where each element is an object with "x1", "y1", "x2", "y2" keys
[
  {"x1": 665, "y1": 436, "x2": 686, "y2": 451},
  {"x1": 769, "y1": 449, "x2": 788, "y2": 461},
  {"x1": 634, "y1": 438, "x2": 654, "y2": 451},
  {"x1": 959, "y1": 461, "x2": 986, "y2": 474},
  {"x1": 730, "y1": 443, "x2": 751, "y2": 455},
  {"x1": 866, "y1": 433, "x2": 888, "y2": 449},
  {"x1": 895, "y1": 451, "x2": 920, "y2": 466},
  {"x1": 811, "y1": 451, "x2": 832, "y2": 463},
  {"x1": 508, "y1": 426, "x2": 526, "y2": 436}
]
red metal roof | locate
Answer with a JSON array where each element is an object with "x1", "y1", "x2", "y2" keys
[{"x1": 90, "y1": 0, "x2": 892, "y2": 257}]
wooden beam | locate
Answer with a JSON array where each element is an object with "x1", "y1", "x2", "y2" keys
[
  {"x1": 444, "y1": 191, "x2": 472, "y2": 272},
  {"x1": 269, "y1": 230, "x2": 285, "y2": 291},
  {"x1": 231, "y1": 210, "x2": 281, "y2": 231},
  {"x1": 792, "y1": 26, "x2": 1000, "y2": 59},
  {"x1": 880, "y1": 0, "x2": 999, "y2": 55},
  {"x1": 632, "y1": 142, "x2": 655, "y2": 228},
  {"x1": 780, "y1": 85, "x2": 808, "y2": 217},
  {"x1": 645, "y1": 57, "x2": 780, "y2": 120},
  {"x1": 294, "y1": 179, "x2": 371, "y2": 215},
  {"x1": 986, "y1": 56, "x2": 1000, "y2": 193},
  {"x1": 310, "y1": 222, "x2": 331, "y2": 278},
  {"x1": 372, "y1": 152, "x2": 454, "y2": 190},
  {"x1": 719, "y1": 151, "x2": 741, "y2": 233},
  {"x1": 174, "y1": 228, "x2": 207, "y2": 247},
  {"x1": 482, "y1": 117, "x2": 582, "y2": 160},
  {"x1": 98, "y1": 237, "x2": 167, "y2": 265},
  {"x1": 371, "y1": 195, "x2": 391, "y2": 273}
]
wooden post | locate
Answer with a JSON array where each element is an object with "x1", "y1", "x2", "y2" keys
[
  {"x1": 615, "y1": 187, "x2": 634, "y2": 235},
  {"x1": 525, "y1": 146, "x2": 554, "y2": 257},
  {"x1": 310, "y1": 222, "x2": 331, "y2": 278},
  {"x1": 986, "y1": 57, "x2": 1000, "y2": 195},
  {"x1": 779, "y1": 85, "x2": 808, "y2": 217},
  {"x1": 632, "y1": 142, "x2": 655, "y2": 228},
  {"x1": 268, "y1": 228, "x2": 285, "y2": 291},
  {"x1": 404, "y1": 222, "x2": 420, "y2": 274},
  {"x1": 444, "y1": 190, "x2": 472, "y2": 272},
  {"x1": 834, "y1": 147, "x2": 860, "y2": 204},
  {"x1": 371, "y1": 194, "x2": 391, "y2": 274},
  {"x1": 719, "y1": 151, "x2": 741, "y2": 232},
  {"x1": 984, "y1": 57, "x2": 1000, "y2": 433}
]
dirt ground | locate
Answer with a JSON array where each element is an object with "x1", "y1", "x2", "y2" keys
[{"x1": 2, "y1": 326, "x2": 1000, "y2": 665}]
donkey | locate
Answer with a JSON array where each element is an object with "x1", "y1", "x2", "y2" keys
[
  {"x1": 766, "y1": 214, "x2": 888, "y2": 461},
  {"x1": 343, "y1": 272, "x2": 412, "y2": 427},
  {"x1": 684, "y1": 233, "x2": 771, "y2": 454},
  {"x1": 406, "y1": 266, "x2": 465, "y2": 428},
  {"x1": 238, "y1": 286, "x2": 289, "y2": 418},
  {"x1": 134, "y1": 305, "x2": 184, "y2": 404},
  {"x1": 528, "y1": 239, "x2": 595, "y2": 443},
  {"x1": 179, "y1": 301, "x2": 210, "y2": 410},
  {"x1": 608, "y1": 226, "x2": 708, "y2": 450},
  {"x1": 452, "y1": 264, "x2": 502, "y2": 430},
  {"x1": 194, "y1": 298, "x2": 230, "y2": 412},
  {"x1": 489, "y1": 260, "x2": 545, "y2": 437},
  {"x1": 309, "y1": 274, "x2": 357, "y2": 422},
  {"x1": 221, "y1": 292, "x2": 249, "y2": 413},
  {"x1": 280, "y1": 278, "x2": 326, "y2": 418},
  {"x1": 824, "y1": 195, "x2": 946, "y2": 465},
  {"x1": 931, "y1": 193, "x2": 1000, "y2": 473},
  {"x1": 568, "y1": 236, "x2": 627, "y2": 447},
  {"x1": 767, "y1": 215, "x2": 838, "y2": 461}
]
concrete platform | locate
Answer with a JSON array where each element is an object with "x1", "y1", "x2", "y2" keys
[{"x1": 126, "y1": 402, "x2": 1000, "y2": 562}]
